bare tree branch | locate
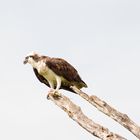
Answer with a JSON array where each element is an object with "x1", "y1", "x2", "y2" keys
[
  {"x1": 47, "y1": 92, "x2": 127, "y2": 140},
  {"x1": 71, "y1": 86, "x2": 140, "y2": 139}
]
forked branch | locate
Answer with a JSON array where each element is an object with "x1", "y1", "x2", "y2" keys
[
  {"x1": 47, "y1": 92, "x2": 126, "y2": 140},
  {"x1": 71, "y1": 86, "x2": 140, "y2": 139}
]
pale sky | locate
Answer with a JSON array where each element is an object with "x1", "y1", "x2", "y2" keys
[{"x1": 0, "y1": 0, "x2": 140, "y2": 140}]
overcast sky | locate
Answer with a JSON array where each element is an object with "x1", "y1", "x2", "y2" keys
[{"x1": 0, "y1": 0, "x2": 140, "y2": 140}]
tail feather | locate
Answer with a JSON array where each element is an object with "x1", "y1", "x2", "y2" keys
[{"x1": 81, "y1": 80, "x2": 88, "y2": 88}]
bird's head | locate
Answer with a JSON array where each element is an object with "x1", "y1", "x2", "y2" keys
[{"x1": 23, "y1": 52, "x2": 41, "y2": 67}]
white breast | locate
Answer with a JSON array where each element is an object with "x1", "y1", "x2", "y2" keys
[{"x1": 36, "y1": 61, "x2": 57, "y2": 83}]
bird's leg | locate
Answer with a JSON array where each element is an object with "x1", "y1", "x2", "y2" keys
[
  {"x1": 47, "y1": 77, "x2": 61, "y2": 99},
  {"x1": 55, "y1": 76, "x2": 61, "y2": 91},
  {"x1": 52, "y1": 76, "x2": 62, "y2": 98},
  {"x1": 48, "y1": 81, "x2": 55, "y2": 93}
]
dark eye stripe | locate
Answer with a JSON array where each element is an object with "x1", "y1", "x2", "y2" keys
[{"x1": 29, "y1": 55, "x2": 34, "y2": 58}]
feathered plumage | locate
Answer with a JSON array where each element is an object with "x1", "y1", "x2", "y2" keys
[{"x1": 24, "y1": 52, "x2": 87, "y2": 93}]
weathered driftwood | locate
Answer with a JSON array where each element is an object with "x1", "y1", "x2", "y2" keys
[
  {"x1": 71, "y1": 86, "x2": 140, "y2": 139},
  {"x1": 47, "y1": 91, "x2": 126, "y2": 140}
]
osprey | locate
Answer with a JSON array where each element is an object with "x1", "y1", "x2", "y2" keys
[{"x1": 23, "y1": 52, "x2": 87, "y2": 94}]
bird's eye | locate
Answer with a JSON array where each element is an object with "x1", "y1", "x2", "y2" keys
[{"x1": 25, "y1": 56, "x2": 29, "y2": 59}]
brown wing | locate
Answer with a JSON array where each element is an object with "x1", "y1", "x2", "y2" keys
[{"x1": 45, "y1": 58, "x2": 87, "y2": 87}]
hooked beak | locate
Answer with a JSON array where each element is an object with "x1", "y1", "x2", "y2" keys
[{"x1": 23, "y1": 57, "x2": 28, "y2": 64}]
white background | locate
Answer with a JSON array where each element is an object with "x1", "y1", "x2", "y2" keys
[{"x1": 0, "y1": 0, "x2": 140, "y2": 139}]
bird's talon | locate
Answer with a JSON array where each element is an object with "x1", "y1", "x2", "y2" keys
[
  {"x1": 53, "y1": 91, "x2": 61, "y2": 99},
  {"x1": 47, "y1": 89, "x2": 61, "y2": 99}
]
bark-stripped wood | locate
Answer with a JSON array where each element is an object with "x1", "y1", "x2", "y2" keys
[
  {"x1": 71, "y1": 86, "x2": 140, "y2": 139},
  {"x1": 47, "y1": 91, "x2": 126, "y2": 140}
]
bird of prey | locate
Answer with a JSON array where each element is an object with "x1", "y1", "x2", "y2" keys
[{"x1": 23, "y1": 52, "x2": 87, "y2": 95}]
